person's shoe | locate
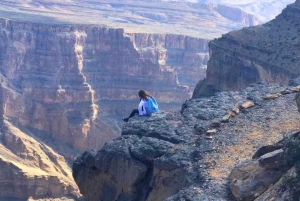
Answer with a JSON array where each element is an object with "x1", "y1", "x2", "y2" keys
[{"x1": 122, "y1": 118, "x2": 129, "y2": 122}]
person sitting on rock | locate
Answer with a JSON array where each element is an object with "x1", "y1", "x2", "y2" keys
[{"x1": 122, "y1": 90, "x2": 159, "y2": 122}]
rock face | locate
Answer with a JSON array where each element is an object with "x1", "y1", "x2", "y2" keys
[
  {"x1": 229, "y1": 149, "x2": 286, "y2": 201},
  {"x1": 0, "y1": 17, "x2": 208, "y2": 200},
  {"x1": 126, "y1": 33, "x2": 209, "y2": 89},
  {"x1": 193, "y1": 0, "x2": 300, "y2": 98},
  {"x1": 0, "y1": 18, "x2": 206, "y2": 152},
  {"x1": 0, "y1": 120, "x2": 80, "y2": 200},
  {"x1": 228, "y1": 129, "x2": 300, "y2": 201},
  {"x1": 0, "y1": 1, "x2": 266, "y2": 199},
  {"x1": 73, "y1": 81, "x2": 300, "y2": 200}
]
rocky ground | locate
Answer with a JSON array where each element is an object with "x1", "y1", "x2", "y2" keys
[{"x1": 73, "y1": 80, "x2": 300, "y2": 201}]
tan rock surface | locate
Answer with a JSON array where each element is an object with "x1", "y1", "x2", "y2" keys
[{"x1": 0, "y1": 120, "x2": 80, "y2": 200}]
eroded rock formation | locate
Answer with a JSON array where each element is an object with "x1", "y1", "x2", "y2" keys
[
  {"x1": 0, "y1": 17, "x2": 209, "y2": 200},
  {"x1": 0, "y1": 120, "x2": 80, "y2": 200},
  {"x1": 193, "y1": 0, "x2": 300, "y2": 98},
  {"x1": 0, "y1": 18, "x2": 204, "y2": 153},
  {"x1": 73, "y1": 81, "x2": 300, "y2": 200}
]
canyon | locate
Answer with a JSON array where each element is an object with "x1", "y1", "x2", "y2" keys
[
  {"x1": 74, "y1": 0, "x2": 300, "y2": 200},
  {"x1": 0, "y1": 0, "x2": 265, "y2": 200},
  {"x1": 193, "y1": 0, "x2": 300, "y2": 98},
  {"x1": 0, "y1": 0, "x2": 297, "y2": 200}
]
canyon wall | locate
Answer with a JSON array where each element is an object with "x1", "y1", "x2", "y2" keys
[
  {"x1": 126, "y1": 33, "x2": 209, "y2": 88},
  {"x1": 193, "y1": 0, "x2": 300, "y2": 98},
  {"x1": 0, "y1": 15, "x2": 212, "y2": 200},
  {"x1": 0, "y1": 119, "x2": 81, "y2": 200},
  {"x1": 0, "y1": 18, "x2": 209, "y2": 154},
  {"x1": 0, "y1": 20, "x2": 118, "y2": 152}
]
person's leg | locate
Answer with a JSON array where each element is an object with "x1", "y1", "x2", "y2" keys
[{"x1": 123, "y1": 109, "x2": 138, "y2": 122}]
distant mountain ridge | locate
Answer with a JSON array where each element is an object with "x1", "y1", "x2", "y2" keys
[
  {"x1": 160, "y1": 0, "x2": 295, "y2": 22},
  {"x1": 0, "y1": 0, "x2": 259, "y2": 38}
]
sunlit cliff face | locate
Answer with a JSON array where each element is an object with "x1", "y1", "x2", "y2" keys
[{"x1": 193, "y1": 0, "x2": 300, "y2": 98}]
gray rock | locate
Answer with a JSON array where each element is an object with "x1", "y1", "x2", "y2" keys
[
  {"x1": 73, "y1": 81, "x2": 300, "y2": 201},
  {"x1": 258, "y1": 149, "x2": 284, "y2": 169},
  {"x1": 211, "y1": 119, "x2": 221, "y2": 127},
  {"x1": 252, "y1": 145, "x2": 283, "y2": 159},
  {"x1": 81, "y1": 150, "x2": 97, "y2": 168}
]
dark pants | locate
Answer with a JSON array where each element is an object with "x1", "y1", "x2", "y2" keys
[{"x1": 128, "y1": 109, "x2": 138, "y2": 119}]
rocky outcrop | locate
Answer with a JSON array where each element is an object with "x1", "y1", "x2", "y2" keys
[
  {"x1": 229, "y1": 148, "x2": 286, "y2": 200},
  {"x1": 228, "y1": 129, "x2": 300, "y2": 201},
  {"x1": 0, "y1": 1, "x2": 266, "y2": 199},
  {"x1": 73, "y1": 81, "x2": 300, "y2": 200},
  {"x1": 193, "y1": 0, "x2": 300, "y2": 98},
  {"x1": 0, "y1": 120, "x2": 80, "y2": 200},
  {"x1": 0, "y1": 18, "x2": 202, "y2": 153},
  {"x1": 0, "y1": 17, "x2": 208, "y2": 200}
]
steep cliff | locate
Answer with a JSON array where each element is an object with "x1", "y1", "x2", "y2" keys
[
  {"x1": 0, "y1": 18, "x2": 204, "y2": 150},
  {"x1": 0, "y1": 0, "x2": 284, "y2": 199},
  {"x1": 0, "y1": 18, "x2": 210, "y2": 200},
  {"x1": 193, "y1": 0, "x2": 300, "y2": 98},
  {"x1": 73, "y1": 81, "x2": 300, "y2": 200},
  {"x1": 0, "y1": 119, "x2": 80, "y2": 200},
  {"x1": 0, "y1": 19, "x2": 119, "y2": 152},
  {"x1": 126, "y1": 33, "x2": 209, "y2": 89}
]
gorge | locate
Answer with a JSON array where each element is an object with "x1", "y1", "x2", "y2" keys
[
  {"x1": 194, "y1": 0, "x2": 300, "y2": 98},
  {"x1": 0, "y1": 0, "x2": 297, "y2": 200},
  {"x1": 73, "y1": 0, "x2": 300, "y2": 200}
]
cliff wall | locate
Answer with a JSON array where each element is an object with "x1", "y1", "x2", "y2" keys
[
  {"x1": 0, "y1": 19, "x2": 212, "y2": 199},
  {"x1": 73, "y1": 81, "x2": 300, "y2": 201},
  {"x1": 0, "y1": 118, "x2": 80, "y2": 200},
  {"x1": 126, "y1": 33, "x2": 209, "y2": 88},
  {"x1": 0, "y1": 18, "x2": 210, "y2": 153},
  {"x1": 193, "y1": 0, "x2": 300, "y2": 98}
]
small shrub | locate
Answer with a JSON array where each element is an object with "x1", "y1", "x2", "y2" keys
[{"x1": 284, "y1": 135, "x2": 300, "y2": 200}]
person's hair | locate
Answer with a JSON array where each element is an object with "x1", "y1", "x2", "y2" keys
[{"x1": 138, "y1": 90, "x2": 151, "y2": 100}]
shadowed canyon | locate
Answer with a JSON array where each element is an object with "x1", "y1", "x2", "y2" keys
[{"x1": 0, "y1": 0, "x2": 299, "y2": 200}]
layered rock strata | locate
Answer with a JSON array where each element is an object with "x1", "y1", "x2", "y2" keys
[
  {"x1": 0, "y1": 18, "x2": 210, "y2": 200},
  {"x1": 0, "y1": 18, "x2": 206, "y2": 152},
  {"x1": 0, "y1": 120, "x2": 80, "y2": 200},
  {"x1": 193, "y1": 0, "x2": 300, "y2": 98},
  {"x1": 73, "y1": 81, "x2": 300, "y2": 200}
]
